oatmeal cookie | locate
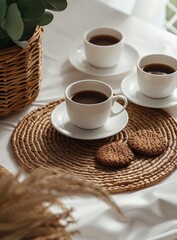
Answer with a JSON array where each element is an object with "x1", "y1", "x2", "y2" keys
[
  {"x1": 96, "y1": 142, "x2": 134, "y2": 167},
  {"x1": 127, "y1": 130, "x2": 166, "y2": 156}
]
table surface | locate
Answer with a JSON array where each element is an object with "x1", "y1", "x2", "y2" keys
[{"x1": 1, "y1": 1, "x2": 177, "y2": 240}]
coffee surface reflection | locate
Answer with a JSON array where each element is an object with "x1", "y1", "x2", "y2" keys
[
  {"x1": 89, "y1": 35, "x2": 120, "y2": 46},
  {"x1": 71, "y1": 90, "x2": 108, "y2": 104},
  {"x1": 142, "y1": 63, "x2": 175, "y2": 75}
]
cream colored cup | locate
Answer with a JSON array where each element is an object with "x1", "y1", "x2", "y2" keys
[
  {"x1": 137, "y1": 54, "x2": 177, "y2": 98},
  {"x1": 65, "y1": 80, "x2": 128, "y2": 129},
  {"x1": 84, "y1": 27, "x2": 124, "y2": 68}
]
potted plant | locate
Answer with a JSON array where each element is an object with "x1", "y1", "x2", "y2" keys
[{"x1": 0, "y1": 0, "x2": 68, "y2": 117}]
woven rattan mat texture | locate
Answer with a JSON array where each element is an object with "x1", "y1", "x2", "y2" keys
[{"x1": 11, "y1": 99, "x2": 177, "y2": 193}]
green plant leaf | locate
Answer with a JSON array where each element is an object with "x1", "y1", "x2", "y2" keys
[
  {"x1": 0, "y1": 27, "x2": 8, "y2": 39},
  {"x1": 6, "y1": 0, "x2": 17, "y2": 5},
  {"x1": 45, "y1": 2, "x2": 55, "y2": 10},
  {"x1": 18, "y1": 0, "x2": 46, "y2": 21},
  {"x1": 35, "y1": 11, "x2": 54, "y2": 26},
  {"x1": 21, "y1": 21, "x2": 36, "y2": 40},
  {"x1": 1, "y1": 17, "x2": 6, "y2": 30},
  {"x1": 0, "y1": 0, "x2": 7, "y2": 25},
  {"x1": 6, "y1": 3, "x2": 24, "y2": 40},
  {"x1": 0, "y1": 37, "x2": 13, "y2": 49},
  {"x1": 12, "y1": 39, "x2": 28, "y2": 48},
  {"x1": 45, "y1": 0, "x2": 67, "y2": 11}
]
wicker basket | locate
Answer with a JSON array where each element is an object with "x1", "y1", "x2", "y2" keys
[{"x1": 0, "y1": 26, "x2": 43, "y2": 117}]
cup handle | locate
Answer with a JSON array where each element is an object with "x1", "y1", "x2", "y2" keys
[{"x1": 111, "y1": 94, "x2": 128, "y2": 116}]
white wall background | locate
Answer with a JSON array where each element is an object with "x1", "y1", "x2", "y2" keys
[{"x1": 100, "y1": 0, "x2": 168, "y2": 27}]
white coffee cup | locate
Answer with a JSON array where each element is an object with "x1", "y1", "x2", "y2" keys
[
  {"x1": 65, "y1": 79, "x2": 128, "y2": 129},
  {"x1": 84, "y1": 27, "x2": 124, "y2": 68},
  {"x1": 137, "y1": 54, "x2": 177, "y2": 98}
]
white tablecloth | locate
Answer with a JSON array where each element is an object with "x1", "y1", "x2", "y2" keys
[{"x1": 1, "y1": 1, "x2": 177, "y2": 239}]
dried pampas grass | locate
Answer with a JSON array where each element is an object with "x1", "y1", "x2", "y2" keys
[{"x1": 0, "y1": 167, "x2": 127, "y2": 240}]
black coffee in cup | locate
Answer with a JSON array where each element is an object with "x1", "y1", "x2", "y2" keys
[
  {"x1": 142, "y1": 63, "x2": 175, "y2": 75},
  {"x1": 71, "y1": 90, "x2": 108, "y2": 104},
  {"x1": 89, "y1": 35, "x2": 120, "y2": 46}
]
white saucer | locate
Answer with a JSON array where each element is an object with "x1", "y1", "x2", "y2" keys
[
  {"x1": 51, "y1": 102, "x2": 129, "y2": 140},
  {"x1": 121, "y1": 73, "x2": 177, "y2": 108},
  {"x1": 69, "y1": 43, "x2": 139, "y2": 77}
]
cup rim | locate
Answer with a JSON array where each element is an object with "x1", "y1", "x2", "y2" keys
[
  {"x1": 65, "y1": 79, "x2": 113, "y2": 106},
  {"x1": 137, "y1": 54, "x2": 177, "y2": 76},
  {"x1": 84, "y1": 27, "x2": 124, "y2": 48}
]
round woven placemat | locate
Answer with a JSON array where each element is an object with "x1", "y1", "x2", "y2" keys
[{"x1": 11, "y1": 99, "x2": 177, "y2": 193}]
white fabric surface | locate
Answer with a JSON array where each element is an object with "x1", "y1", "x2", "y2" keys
[{"x1": 1, "y1": 1, "x2": 177, "y2": 239}]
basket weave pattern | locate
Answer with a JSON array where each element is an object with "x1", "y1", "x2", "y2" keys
[
  {"x1": 0, "y1": 27, "x2": 43, "y2": 117},
  {"x1": 11, "y1": 100, "x2": 177, "y2": 194}
]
